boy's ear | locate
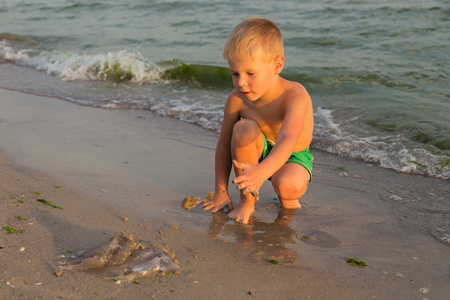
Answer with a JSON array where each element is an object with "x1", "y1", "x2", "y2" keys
[{"x1": 274, "y1": 56, "x2": 284, "y2": 75}]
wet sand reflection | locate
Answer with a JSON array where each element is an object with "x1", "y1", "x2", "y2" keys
[{"x1": 209, "y1": 208, "x2": 340, "y2": 264}]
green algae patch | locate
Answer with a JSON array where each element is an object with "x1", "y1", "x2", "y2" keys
[
  {"x1": 445, "y1": 159, "x2": 450, "y2": 167},
  {"x1": 435, "y1": 140, "x2": 450, "y2": 150},
  {"x1": 162, "y1": 63, "x2": 231, "y2": 87},
  {"x1": 346, "y1": 258, "x2": 367, "y2": 267},
  {"x1": 300, "y1": 236, "x2": 310, "y2": 242},
  {"x1": 87, "y1": 62, "x2": 133, "y2": 82},
  {"x1": 104, "y1": 62, "x2": 133, "y2": 82},
  {"x1": 37, "y1": 199, "x2": 63, "y2": 209},
  {"x1": 268, "y1": 259, "x2": 280, "y2": 265},
  {"x1": 4, "y1": 226, "x2": 25, "y2": 234}
]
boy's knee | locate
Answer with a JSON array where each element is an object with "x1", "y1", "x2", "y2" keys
[
  {"x1": 232, "y1": 119, "x2": 260, "y2": 141},
  {"x1": 272, "y1": 176, "x2": 307, "y2": 200}
]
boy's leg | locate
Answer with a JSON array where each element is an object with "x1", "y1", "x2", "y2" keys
[
  {"x1": 270, "y1": 163, "x2": 310, "y2": 209},
  {"x1": 228, "y1": 119, "x2": 264, "y2": 224}
]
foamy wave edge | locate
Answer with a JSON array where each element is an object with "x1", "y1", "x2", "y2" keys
[
  {"x1": 0, "y1": 42, "x2": 164, "y2": 84},
  {"x1": 312, "y1": 108, "x2": 450, "y2": 179}
]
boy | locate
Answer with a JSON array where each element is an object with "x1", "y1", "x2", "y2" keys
[{"x1": 203, "y1": 18, "x2": 314, "y2": 224}]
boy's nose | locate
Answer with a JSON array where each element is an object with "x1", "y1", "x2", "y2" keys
[{"x1": 238, "y1": 77, "x2": 246, "y2": 87}]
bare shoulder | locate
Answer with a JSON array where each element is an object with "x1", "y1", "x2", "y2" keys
[
  {"x1": 282, "y1": 79, "x2": 311, "y2": 105},
  {"x1": 219, "y1": 90, "x2": 243, "y2": 141},
  {"x1": 228, "y1": 89, "x2": 245, "y2": 102},
  {"x1": 225, "y1": 89, "x2": 245, "y2": 112}
]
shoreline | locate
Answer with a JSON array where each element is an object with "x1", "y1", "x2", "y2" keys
[{"x1": 1, "y1": 89, "x2": 449, "y2": 299}]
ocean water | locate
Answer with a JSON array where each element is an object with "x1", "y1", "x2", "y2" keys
[{"x1": 0, "y1": 0, "x2": 449, "y2": 179}]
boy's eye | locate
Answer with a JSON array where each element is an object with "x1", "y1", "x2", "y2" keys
[{"x1": 247, "y1": 73, "x2": 254, "y2": 76}]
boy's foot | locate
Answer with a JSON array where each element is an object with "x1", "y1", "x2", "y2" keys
[{"x1": 228, "y1": 198, "x2": 255, "y2": 224}]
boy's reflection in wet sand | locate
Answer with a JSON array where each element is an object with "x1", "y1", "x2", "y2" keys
[{"x1": 209, "y1": 208, "x2": 300, "y2": 263}]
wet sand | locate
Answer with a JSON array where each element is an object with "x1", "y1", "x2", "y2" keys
[{"x1": 0, "y1": 89, "x2": 449, "y2": 299}]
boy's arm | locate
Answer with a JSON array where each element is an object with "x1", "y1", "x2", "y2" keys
[
  {"x1": 260, "y1": 86, "x2": 311, "y2": 174},
  {"x1": 233, "y1": 86, "x2": 311, "y2": 196},
  {"x1": 203, "y1": 93, "x2": 241, "y2": 212}
]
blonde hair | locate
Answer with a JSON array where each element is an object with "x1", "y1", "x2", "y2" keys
[{"x1": 223, "y1": 18, "x2": 284, "y2": 62}]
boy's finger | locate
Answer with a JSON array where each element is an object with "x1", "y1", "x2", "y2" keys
[
  {"x1": 236, "y1": 182, "x2": 250, "y2": 190},
  {"x1": 202, "y1": 202, "x2": 213, "y2": 210},
  {"x1": 252, "y1": 190, "x2": 260, "y2": 201},
  {"x1": 203, "y1": 202, "x2": 218, "y2": 211},
  {"x1": 232, "y1": 175, "x2": 245, "y2": 184},
  {"x1": 204, "y1": 203, "x2": 220, "y2": 213},
  {"x1": 232, "y1": 159, "x2": 246, "y2": 170}
]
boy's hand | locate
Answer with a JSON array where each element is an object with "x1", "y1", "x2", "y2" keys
[
  {"x1": 202, "y1": 192, "x2": 233, "y2": 212},
  {"x1": 232, "y1": 160, "x2": 264, "y2": 201}
]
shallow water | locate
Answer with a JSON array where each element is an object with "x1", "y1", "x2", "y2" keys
[
  {"x1": 208, "y1": 209, "x2": 342, "y2": 264},
  {"x1": 0, "y1": 0, "x2": 449, "y2": 178}
]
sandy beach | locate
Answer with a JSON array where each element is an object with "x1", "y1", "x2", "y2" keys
[{"x1": 0, "y1": 88, "x2": 449, "y2": 299}]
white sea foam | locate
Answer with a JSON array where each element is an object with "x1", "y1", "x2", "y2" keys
[
  {"x1": 315, "y1": 107, "x2": 341, "y2": 135},
  {"x1": 150, "y1": 99, "x2": 223, "y2": 132},
  {"x1": 0, "y1": 43, "x2": 34, "y2": 64},
  {"x1": 313, "y1": 107, "x2": 449, "y2": 179},
  {"x1": 32, "y1": 50, "x2": 163, "y2": 83},
  {"x1": 0, "y1": 43, "x2": 163, "y2": 84}
]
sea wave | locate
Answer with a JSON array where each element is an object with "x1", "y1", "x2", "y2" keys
[
  {"x1": 0, "y1": 38, "x2": 233, "y2": 88},
  {"x1": 312, "y1": 108, "x2": 449, "y2": 179},
  {"x1": 0, "y1": 41, "x2": 163, "y2": 84},
  {"x1": 2, "y1": 35, "x2": 447, "y2": 98},
  {"x1": 1, "y1": 36, "x2": 448, "y2": 179}
]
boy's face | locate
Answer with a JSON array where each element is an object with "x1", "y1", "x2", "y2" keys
[{"x1": 227, "y1": 55, "x2": 283, "y2": 102}]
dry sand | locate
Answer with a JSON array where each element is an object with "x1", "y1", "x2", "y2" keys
[{"x1": 0, "y1": 89, "x2": 449, "y2": 299}]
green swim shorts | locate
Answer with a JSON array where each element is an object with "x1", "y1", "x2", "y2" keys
[{"x1": 261, "y1": 135, "x2": 314, "y2": 182}]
